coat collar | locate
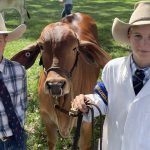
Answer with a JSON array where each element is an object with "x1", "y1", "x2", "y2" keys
[{"x1": 120, "y1": 54, "x2": 150, "y2": 101}]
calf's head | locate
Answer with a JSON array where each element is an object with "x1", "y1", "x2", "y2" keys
[
  {"x1": 11, "y1": 22, "x2": 111, "y2": 100},
  {"x1": 39, "y1": 23, "x2": 80, "y2": 97}
]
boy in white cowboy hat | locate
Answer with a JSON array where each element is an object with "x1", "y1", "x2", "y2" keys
[
  {"x1": 71, "y1": 1, "x2": 150, "y2": 150},
  {"x1": 0, "y1": 13, "x2": 27, "y2": 150}
]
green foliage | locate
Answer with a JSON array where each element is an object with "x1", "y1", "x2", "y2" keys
[{"x1": 3, "y1": 0, "x2": 137, "y2": 149}]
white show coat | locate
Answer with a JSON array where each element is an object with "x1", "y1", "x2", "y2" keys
[{"x1": 86, "y1": 55, "x2": 150, "y2": 150}]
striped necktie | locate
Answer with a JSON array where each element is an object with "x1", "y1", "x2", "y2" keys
[
  {"x1": 133, "y1": 69, "x2": 145, "y2": 95},
  {"x1": 0, "y1": 73, "x2": 25, "y2": 147}
]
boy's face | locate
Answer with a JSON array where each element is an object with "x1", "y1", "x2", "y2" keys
[
  {"x1": 128, "y1": 24, "x2": 150, "y2": 68},
  {"x1": 0, "y1": 34, "x2": 7, "y2": 62}
]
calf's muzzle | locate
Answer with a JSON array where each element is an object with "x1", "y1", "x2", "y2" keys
[{"x1": 46, "y1": 81, "x2": 66, "y2": 97}]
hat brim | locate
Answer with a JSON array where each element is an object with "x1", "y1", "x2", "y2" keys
[
  {"x1": 112, "y1": 18, "x2": 130, "y2": 45},
  {"x1": 112, "y1": 18, "x2": 150, "y2": 45},
  {"x1": 0, "y1": 24, "x2": 26, "y2": 42}
]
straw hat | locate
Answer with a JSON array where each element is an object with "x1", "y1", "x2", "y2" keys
[
  {"x1": 112, "y1": 1, "x2": 150, "y2": 45},
  {"x1": 0, "y1": 13, "x2": 26, "y2": 42}
]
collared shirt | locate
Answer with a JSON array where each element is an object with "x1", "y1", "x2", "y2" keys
[
  {"x1": 130, "y1": 55, "x2": 150, "y2": 84},
  {"x1": 0, "y1": 58, "x2": 27, "y2": 138}
]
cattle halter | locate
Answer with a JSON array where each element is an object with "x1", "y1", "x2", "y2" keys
[
  {"x1": 43, "y1": 47, "x2": 79, "y2": 97},
  {"x1": 42, "y1": 31, "x2": 80, "y2": 79},
  {"x1": 44, "y1": 47, "x2": 80, "y2": 79},
  {"x1": 70, "y1": 102, "x2": 103, "y2": 150}
]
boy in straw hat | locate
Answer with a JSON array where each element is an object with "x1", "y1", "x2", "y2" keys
[
  {"x1": 71, "y1": 1, "x2": 150, "y2": 150},
  {"x1": 0, "y1": 13, "x2": 27, "y2": 150}
]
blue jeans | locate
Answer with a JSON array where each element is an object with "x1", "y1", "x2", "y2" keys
[
  {"x1": 0, "y1": 137, "x2": 26, "y2": 150},
  {"x1": 61, "y1": 4, "x2": 73, "y2": 18}
]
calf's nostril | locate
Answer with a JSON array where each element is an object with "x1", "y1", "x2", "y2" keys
[{"x1": 46, "y1": 81, "x2": 66, "y2": 96}]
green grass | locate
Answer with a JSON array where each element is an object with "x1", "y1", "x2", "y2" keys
[{"x1": 3, "y1": 0, "x2": 137, "y2": 149}]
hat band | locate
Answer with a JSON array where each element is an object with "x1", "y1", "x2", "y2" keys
[{"x1": 130, "y1": 17, "x2": 150, "y2": 24}]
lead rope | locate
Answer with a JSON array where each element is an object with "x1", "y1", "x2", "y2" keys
[
  {"x1": 87, "y1": 103, "x2": 103, "y2": 150},
  {"x1": 70, "y1": 102, "x2": 103, "y2": 150},
  {"x1": 71, "y1": 112, "x2": 83, "y2": 150}
]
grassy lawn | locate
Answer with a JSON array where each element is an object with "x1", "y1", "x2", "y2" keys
[{"x1": 4, "y1": 0, "x2": 137, "y2": 149}]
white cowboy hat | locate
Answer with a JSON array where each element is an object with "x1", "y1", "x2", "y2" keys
[
  {"x1": 112, "y1": 1, "x2": 150, "y2": 45},
  {"x1": 0, "y1": 13, "x2": 26, "y2": 42}
]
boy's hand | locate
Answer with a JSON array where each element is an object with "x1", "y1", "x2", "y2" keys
[{"x1": 71, "y1": 94, "x2": 91, "y2": 113}]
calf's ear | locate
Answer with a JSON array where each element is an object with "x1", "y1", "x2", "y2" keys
[
  {"x1": 79, "y1": 41, "x2": 111, "y2": 68},
  {"x1": 11, "y1": 42, "x2": 40, "y2": 69}
]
